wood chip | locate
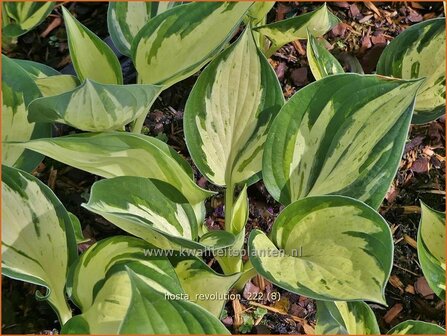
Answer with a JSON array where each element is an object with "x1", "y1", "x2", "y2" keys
[
  {"x1": 403, "y1": 234, "x2": 417, "y2": 249},
  {"x1": 349, "y1": 3, "x2": 361, "y2": 18},
  {"x1": 40, "y1": 16, "x2": 62, "y2": 38},
  {"x1": 365, "y1": 2, "x2": 383, "y2": 17},
  {"x1": 333, "y1": 2, "x2": 350, "y2": 9},
  {"x1": 291, "y1": 40, "x2": 305, "y2": 56},
  {"x1": 422, "y1": 147, "x2": 435, "y2": 157},
  {"x1": 389, "y1": 275, "x2": 404, "y2": 293},
  {"x1": 232, "y1": 298, "x2": 243, "y2": 328},
  {"x1": 383, "y1": 303, "x2": 403, "y2": 324},
  {"x1": 363, "y1": 36, "x2": 373, "y2": 49},
  {"x1": 254, "y1": 274, "x2": 266, "y2": 291},
  {"x1": 408, "y1": 7, "x2": 423, "y2": 22},
  {"x1": 405, "y1": 284, "x2": 415, "y2": 294},
  {"x1": 272, "y1": 296, "x2": 290, "y2": 313},
  {"x1": 359, "y1": 14, "x2": 374, "y2": 23},
  {"x1": 410, "y1": 2, "x2": 426, "y2": 9},
  {"x1": 390, "y1": 224, "x2": 400, "y2": 235},
  {"x1": 332, "y1": 23, "x2": 350, "y2": 37},
  {"x1": 371, "y1": 34, "x2": 387, "y2": 45}
]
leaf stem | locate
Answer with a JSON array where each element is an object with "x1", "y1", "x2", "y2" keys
[
  {"x1": 225, "y1": 182, "x2": 235, "y2": 232},
  {"x1": 131, "y1": 113, "x2": 147, "y2": 134}
]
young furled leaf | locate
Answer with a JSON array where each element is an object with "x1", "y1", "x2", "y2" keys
[
  {"x1": 254, "y1": 4, "x2": 340, "y2": 56},
  {"x1": 307, "y1": 31, "x2": 344, "y2": 80}
]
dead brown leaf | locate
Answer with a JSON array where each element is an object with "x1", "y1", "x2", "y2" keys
[
  {"x1": 410, "y1": 157, "x2": 430, "y2": 173},
  {"x1": 414, "y1": 277, "x2": 435, "y2": 299},
  {"x1": 243, "y1": 281, "x2": 260, "y2": 300}
]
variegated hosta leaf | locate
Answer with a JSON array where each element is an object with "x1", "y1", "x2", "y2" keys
[
  {"x1": 62, "y1": 6, "x2": 122, "y2": 84},
  {"x1": 316, "y1": 301, "x2": 380, "y2": 335},
  {"x1": 418, "y1": 202, "x2": 446, "y2": 299},
  {"x1": 107, "y1": 1, "x2": 181, "y2": 56},
  {"x1": 307, "y1": 32, "x2": 344, "y2": 80},
  {"x1": 3, "y1": 2, "x2": 55, "y2": 37},
  {"x1": 84, "y1": 176, "x2": 234, "y2": 251},
  {"x1": 12, "y1": 59, "x2": 80, "y2": 97},
  {"x1": 233, "y1": 261, "x2": 257, "y2": 291},
  {"x1": 2, "y1": 3, "x2": 17, "y2": 47},
  {"x1": 63, "y1": 236, "x2": 183, "y2": 333},
  {"x1": 263, "y1": 74, "x2": 423, "y2": 208},
  {"x1": 244, "y1": 2, "x2": 274, "y2": 25},
  {"x1": 248, "y1": 196, "x2": 393, "y2": 304},
  {"x1": 119, "y1": 269, "x2": 230, "y2": 334},
  {"x1": 215, "y1": 230, "x2": 245, "y2": 275},
  {"x1": 229, "y1": 185, "x2": 249, "y2": 234},
  {"x1": 132, "y1": 2, "x2": 252, "y2": 87},
  {"x1": 254, "y1": 4, "x2": 340, "y2": 56},
  {"x1": 28, "y1": 79, "x2": 161, "y2": 132},
  {"x1": 22, "y1": 132, "x2": 213, "y2": 206},
  {"x1": 68, "y1": 212, "x2": 89, "y2": 244},
  {"x1": 2, "y1": 165, "x2": 77, "y2": 324},
  {"x1": 377, "y1": 18, "x2": 445, "y2": 124},
  {"x1": 170, "y1": 255, "x2": 241, "y2": 317},
  {"x1": 2, "y1": 55, "x2": 50, "y2": 172},
  {"x1": 13, "y1": 58, "x2": 60, "y2": 78},
  {"x1": 34, "y1": 75, "x2": 80, "y2": 97},
  {"x1": 388, "y1": 320, "x2": 446, "y2": 335},
  {"x1": 184, "y1": 28, "x2": 284, "y2": 187}
]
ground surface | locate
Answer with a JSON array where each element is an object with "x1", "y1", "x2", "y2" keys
[{"x1": 2, "y1": 2, "x2": 446, "y2": 334}]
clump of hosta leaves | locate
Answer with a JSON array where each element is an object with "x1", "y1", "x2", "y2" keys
[{"x1": 2, "y1": 2, "x2": 446, "y2": 335}]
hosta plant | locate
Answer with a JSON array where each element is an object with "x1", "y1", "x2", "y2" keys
[
  {"x1": 2, "y1": 2, "x2": 446, "y2": 335},
  {"x1": 308, "y1": 17, "x2": 446, "y2": 124}
]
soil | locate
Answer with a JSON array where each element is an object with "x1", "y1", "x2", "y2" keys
[{"x1": 2, "y1": 2, "x2": 445, "y2": 334}]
